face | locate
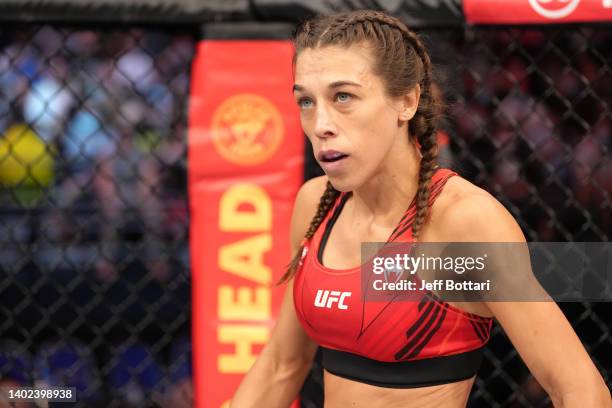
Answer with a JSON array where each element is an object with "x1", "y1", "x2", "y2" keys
[{"x1": 293, "y1": 44, "x2": 417, "y2": 191}]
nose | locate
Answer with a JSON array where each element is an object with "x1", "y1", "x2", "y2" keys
[{"x1": 313, "y1": 103, "x2": 337, "y2": 139}]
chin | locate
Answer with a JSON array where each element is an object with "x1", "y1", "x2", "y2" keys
[{"x1": 326, "y1": 173, "x2": 360, "y2": 193}]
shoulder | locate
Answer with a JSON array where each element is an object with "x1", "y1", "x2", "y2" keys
[
  {"x1": 295, "y1": 174, "x2": 328, "y2": 202},
  {"x1": 290, "y1": 176, "x2": 330, "y2": 250},
  {"x1": 429, "y1": 173, "x2": 526, "y2": 242},
  {"x1": 293, "y1": 175, "x2": 329, "y2": 218}
]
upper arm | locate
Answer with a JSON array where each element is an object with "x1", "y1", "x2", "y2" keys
[
  {"x1": 263, "y1": 176, "x2": 328, "y2": 367},
  {"x1": 438, "y1": 193, "x2": 607, "y2": 401}
]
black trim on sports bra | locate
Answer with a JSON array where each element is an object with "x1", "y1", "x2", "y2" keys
[
  {"x1": 321, "y1": 346, "x2": 484, "y2": 389},
  {"x1": 317, "y1": 192, "x2": 351, "y2": 264}
]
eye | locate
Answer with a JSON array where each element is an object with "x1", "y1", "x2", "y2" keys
[
  {"x1": 335, "y1": 92, "x2": 352, "y2": 103},
  {"x1": 297, "y1": 97, "x2": 313, "y2": 109},
  {"x1": 297, "y1": 93, "x2": 352, "y2": 109}
]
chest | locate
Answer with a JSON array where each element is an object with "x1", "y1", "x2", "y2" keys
[
  {"x1": 321, "y1": 211, "x2": 407, "y2": 270},
  {"x1": 292, "y1": 239, "x2": 493, "y2": 362},
  {"x1": 293, "y1": 250, "x2": 428, "y2": 359}
]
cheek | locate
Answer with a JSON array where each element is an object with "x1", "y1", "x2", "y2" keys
[
  {"x1": 350, "y1": 105, "x2": 397, "y2": 152},
  {"x1": 299, "y1": 112, "x2": 316, "y2": 135},
  {"x1": 357, "y1": 98, "x2": 397, "y2": 130}
]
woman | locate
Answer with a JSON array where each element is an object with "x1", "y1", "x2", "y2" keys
[{"x1": 230, "y1": 10, "x2": 610, "y2": 408}]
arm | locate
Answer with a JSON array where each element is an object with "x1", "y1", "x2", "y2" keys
[
  {"x1": 230, "y1": 176, "x2": 328, "y2": 408},
  {"x1": 438, "y1": 192, "x2": 611, "y2": 408}
]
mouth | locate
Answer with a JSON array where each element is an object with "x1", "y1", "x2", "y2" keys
[{"x1": 318, "y1": 150, "x2": 349, "y2": 163}]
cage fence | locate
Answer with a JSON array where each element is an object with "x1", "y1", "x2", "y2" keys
[
  {"x1": 0, "y1": 21, "x2": 610, "y2": 408},
  {"x1": 300, "y1": 25, "x2": 612, "y2": 408},
  {"x1": 0, "y1": 25, "x2": 194, "y2": 407}
]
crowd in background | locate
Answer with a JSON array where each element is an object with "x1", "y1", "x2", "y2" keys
[
  {"x1": 0, "y1": 24, "x2": 610, "y2": 407},
  {"x1": 0, "y1": 27, "x2": 193, "y2": 407},
  {"x1": 443, "y1": 28, "x2": 611, "y2": 241}
]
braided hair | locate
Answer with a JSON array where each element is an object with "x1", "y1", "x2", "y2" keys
[{"x1": 278, "y1": 10, "x2": 439, "y2": 285}]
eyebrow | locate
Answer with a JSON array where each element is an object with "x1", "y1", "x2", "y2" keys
[{"x1": 292, "y1": 80, "x2": 362, "y2": 93}]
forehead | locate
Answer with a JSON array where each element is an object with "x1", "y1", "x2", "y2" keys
[{"x1": 294, "y1": 45, "x2": 379, "y2": 90}]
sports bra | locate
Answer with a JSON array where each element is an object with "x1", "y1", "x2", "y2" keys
[{"x1": 293, "y1": 167, "x2": 494, "y2": 388}]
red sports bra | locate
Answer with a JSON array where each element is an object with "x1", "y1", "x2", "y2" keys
[{"x1": 293, "y1": 168, "x2": 494, "y2": 388}]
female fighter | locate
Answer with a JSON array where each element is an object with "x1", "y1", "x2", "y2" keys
[{"x1": 230, "y1": 9, "x2": 611, "y2": 408}]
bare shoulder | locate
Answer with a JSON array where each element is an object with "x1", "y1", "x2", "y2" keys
[
  {"x1": 428, "y1": 173, "x2": 526, "y2": 242},
  {"x1": 290, "y1": 175, "x2": 329, "y2": 251},
  {"x1": 293, "y1": 175, "x2": 329, "y2": 223}
]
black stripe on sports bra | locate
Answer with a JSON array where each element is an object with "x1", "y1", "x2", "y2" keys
[
  {"x1": 321, "y1": 346, "x2": 484, "y2": 388},
  {"x1": 317, "y1": 192, "x2": 351, "y2": 264}
]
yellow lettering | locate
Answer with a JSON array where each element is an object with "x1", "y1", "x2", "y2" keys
[
  {"x1": 219, "y1": 234, "x2": 271, "y2": 284},
  {"x1": 219, "y1": 285, "x2": 270, "y2": 320},
  {"x1": 220, "y1": 184, "x2": 271, "y2": 231},
  {"x1": 218, "y1": 325, "x2": 269, "y2": 373}
]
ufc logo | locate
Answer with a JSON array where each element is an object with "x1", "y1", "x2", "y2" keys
[{"x1": 314, "y1": 290, "x2": 351, "y2": 310}]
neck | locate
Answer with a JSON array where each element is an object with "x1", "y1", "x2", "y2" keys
[{"x1": 350, "y1": 134, "x2": 423, "y2": 227}]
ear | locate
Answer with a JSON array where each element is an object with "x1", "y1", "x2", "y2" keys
[{"x1": 398, "y1": 84, "x2": 421, "y2": 122}]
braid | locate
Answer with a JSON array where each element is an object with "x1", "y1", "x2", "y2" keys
[
  {"x1": 394, "y1": 26, "x2": 439, "y2": 240},
  {"x1": 367, "y1": 13, "x2": 439, "y2": 240},
  {"x1": 411, "y1": 132, "x2": 438, "y2": 241},
  {"x1": 276, "y1": 181, "x2": 340, "y2": 285}
]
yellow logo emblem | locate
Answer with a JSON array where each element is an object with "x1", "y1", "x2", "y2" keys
[{"x1": 211, "y1": 94, "x2": 284, "y2": 165}]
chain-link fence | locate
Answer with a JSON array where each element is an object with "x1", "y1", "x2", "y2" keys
[
  {"x1": 0, "y1": 25, "x2": 195, "y2": 407},
  {"x1": 454, "y1": 26, "x2": 610, "y2": 408},
  {"x1": 0, "y1": 22, "x2": 610, "y2": 408},
  {"x1": 301, "y1": 26, "x2": 612, "y2": 408},
  {"x1": 446, "y1": 26, "x2": 611, "y2": 407}
]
